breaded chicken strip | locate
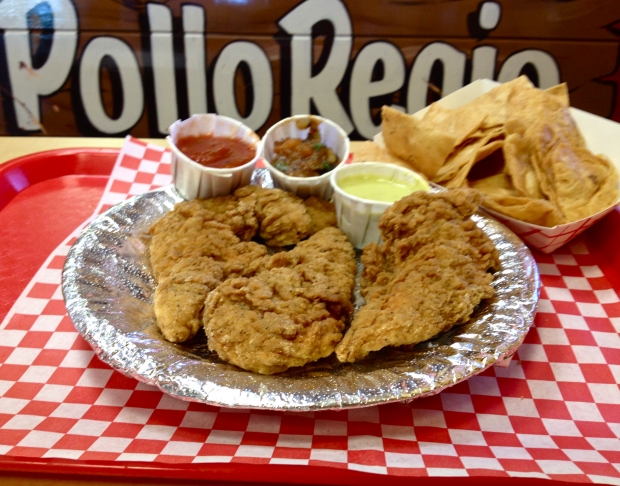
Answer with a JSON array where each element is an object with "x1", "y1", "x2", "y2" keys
[
  {"x1": 204, "y1": 227, "x2": 356, "y2": 374},
  {"x1": 151, "y1": 197, "x2": 258, "y2": 247},
  {"x1": 198, "y1": 195, "x2": 259, "y2": 242},
  {"x1": 150, "y1": 216, "x2": 266, "y2": 281},
  {"x1": 303, "y1": 196, "x2": 338, "y2": 235},
  {"x1": 154, "y1": 257, "x2": 224, "y2": 342},
  {"x1": 336, "y1": 189, "x2": 499, "y2": 363},
  {"x1": 267, "y1": 226, "x2": 357, "y2": 316},
  {"x1": 150, "y1": 211, "x2": 268, "y2": 342},
  {"x1": 149, "y1": 187, "x2": 339, "y2": 345},
  {"x1": 235, "y1": 186, "x2": 312, "y2": 246}
]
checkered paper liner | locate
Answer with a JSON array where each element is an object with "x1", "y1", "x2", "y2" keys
[{"x1": 1, "y1": 136, "x2": 620, "y2": 483}]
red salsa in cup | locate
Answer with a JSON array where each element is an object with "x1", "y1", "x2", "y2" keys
[{"x1": 176, "y1": 134, "x2": 256, "y2": 169}]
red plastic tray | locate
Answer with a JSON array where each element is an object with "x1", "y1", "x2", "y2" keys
[
  {"x1": 0, "y1": 149, "x2": 117, "y2": 325},
  {"x1": 0, "y1": 148, "x2": 616, "y2": 485}
]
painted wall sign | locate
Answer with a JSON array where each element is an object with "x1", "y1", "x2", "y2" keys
[{"x1": 0, "y1": 0, "x2": 619, "y2": 139}]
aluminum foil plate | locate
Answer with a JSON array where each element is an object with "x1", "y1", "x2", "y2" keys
[{"x1": 62, "y1": 174, "x2": 539, "y2": 411}]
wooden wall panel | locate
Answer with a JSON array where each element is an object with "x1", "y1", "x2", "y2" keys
[
  {"x1": 0, "y1": 0, "x2": 619, "y2": 139},
  {"x1": 35, "y1": 0, "x2": 620, "y2": 40}
]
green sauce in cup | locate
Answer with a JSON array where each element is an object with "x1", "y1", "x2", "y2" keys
[{"x1": 338, "y1": 173, "x2": 428, "y2": 202}]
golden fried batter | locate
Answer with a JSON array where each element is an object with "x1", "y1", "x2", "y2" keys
[
  {"x1": 150, "y1": 216, "x2": 269, "y2": 342},
  {"x1": 198, "y1": 196, "x2": 259, "y2": 242},
  {"x1": 149, "y1": 187, "x2": 340, "y2": 344},
  {"x1": 235, "y1": 186, "x2": 313, "y2": 246},
  {"x1": 150, "y1": 196, "x2": 258, "y2": 244},
  {"x1": 149, "y1": 204, "x2": 267, "y2": 342},
  {"x1": 154, "y1": 257, "x2": 224, "y2": 342},
  {"x1": 336, "y1": 189, "x2": 499, "y2": 363},
  {"x1": 150, "y1": 215, "x2": 265, "y2": 281},
  {"x1": 204, "y1": 227, "x2": 356, "y2": 374},
  {"x1": 303, "y1": 196, "x2": 338, "y2": 235}
]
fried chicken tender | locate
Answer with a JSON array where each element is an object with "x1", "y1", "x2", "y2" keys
[
  {"x1": 151, "y1": 224, "x2": 268, "y2": 342},
  {"x1": 149, "y1": 187, "x2": 339, "y2": 345},
  {"x1": 198, "y1": 195, "x2": 259, "y2": 242},
  {"x1": 150, "y1": 214, "x2": 266, "y2": 281},
  {"x1": 235, "y1": 186, "x2": 313, "y2": 246},
  {"x1": 267, "y1": 226, "x2": 357, "y2": 313},
  {"x1": 203, "y1": 227, "x2": 357, "y2": 374},
  {"x1": 336, "y1": 188, "x2": 499, "y2": 363},
  {"x1": 150, "y1": 207, "x2": 268, "y2": 342},
  {"x1": 303, "y1": 196, "x2": 338, "y2": 235},
  {"x1": 154, "y1": 257, "x2": 224, "y2": 342},
  {"x1": 151, "y1": 197, "x2": 259, "y2": 245}
]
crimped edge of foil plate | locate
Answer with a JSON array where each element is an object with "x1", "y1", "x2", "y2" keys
[{"x1": 62, "y1": 179, "x2": 539, "y2": 411}]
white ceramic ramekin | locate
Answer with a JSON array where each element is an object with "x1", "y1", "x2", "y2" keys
[
  {"x1": 168, "y1": 114, "x2": 261, "y2": 200},
  {"x1": 261, "y1": 115, "x2": 350, "y2": 199},
  {"x1": 330, "y1": 162, "x2": 429, "y2": 249}
]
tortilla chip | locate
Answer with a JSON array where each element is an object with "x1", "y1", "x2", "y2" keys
[
  {"x1": 512, "y1": 85, "x2": 585, "y2": 152},
  {"x1": 470, "y1": 173, "x2": 521, "y2": 199},
  {"x1": 432, "y1": 127, "x2": 504, "y2": 184},
  {"x1": 467, "y1": 75, "x2": 534, "y2": 128},
  {"x1": 378, "y1": 76, "x2": 619, "y2": 228},
  {"x1": 352, "y1": 140, "x2": 414, "y2": 170},
  {"x1": 444, "y1": 139, "x2": 505, "y2": 189},
  {"x1": 545, "y1": 83, "x2": 570, "y2": 107},
  {"x1": 503, "y1": 131, "x2": 543, "y2": 199},
  {"x1": 481, "y1": 194, "x2": 567, "y2": 227},
  {"x1": 382, "y1": 105, "x2": 456, "y2": 179},
  {"x1": 421, "y1": 102, "x2": 487, "y2": 146},
  {"x1": 436, "y1": 133, "x2": 505, "y2": 188},
  {"x1": 539, "y1": 141, "x2": 619, "y2": 221}
]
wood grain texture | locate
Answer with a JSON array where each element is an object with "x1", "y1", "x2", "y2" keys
[
  {"x1": 65, "y1": 0, "x2": 620, "y2": 40},
  {"x1": 1, "y1": 0, "x2": 619, "y2": 138}
]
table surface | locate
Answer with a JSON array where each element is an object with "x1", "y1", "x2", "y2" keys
[
  {"x1": 0, "y1": 135, "x2": 373, "y2": 486},
  {"x1": 1, "y1": 135, "x2": 618, "y2": 486},
  {"x1": 0, "y1": 137, "x2": 168, "y2": 165},
  {"x1": 0, "y1": 137, "x2": 156, "y2": 485},
  {"x1": 0, "y1": 137, "x2": 238, "y2": 485},
  {"x1": 0, "y1": 136, "x2": 368, "y2": 165}
]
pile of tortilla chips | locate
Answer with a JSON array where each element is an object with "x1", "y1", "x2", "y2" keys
[{"x1": 379, "y1": 76, "x2": 619, "y2": 227}]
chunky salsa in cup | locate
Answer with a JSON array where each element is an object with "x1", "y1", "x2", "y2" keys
[
  {"x1": 176, "y1": 134, "x2": 256, "y2": 169},
  {"x1": 272, "y1": 118, "x2": 340, "y2": 177}
]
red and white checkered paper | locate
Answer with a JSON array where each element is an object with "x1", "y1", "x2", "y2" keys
[{"x1": 1, "y1": 136, "x2": 620, "y2": 483}]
